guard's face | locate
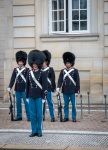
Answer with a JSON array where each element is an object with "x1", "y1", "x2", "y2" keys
[
  {"x1": 33, "y1": 64, "x2": 38, "y2": 70},
  {"x1": 65, "y1": 62, "x2": 72, "y2": 68},
  {"x1": 18, "y1": 61, "x2": 24, "y2": 67},
  {"x1": 43, "y1": 61, "x2": 47, "y2": 68}
]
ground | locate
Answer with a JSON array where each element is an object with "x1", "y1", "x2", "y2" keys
[{"x1": 0, "y1": 102, "x2": 108, "y2": 150}]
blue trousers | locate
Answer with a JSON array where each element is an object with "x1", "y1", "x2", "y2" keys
[
  {"x1": 29, "y1": 97, "x2": 43, "y2": 134},
  {"x1": 47, "y1": 92, "x2": 55, "y2": 119},
  {"x1": 63, "y1": 93, "x2": 76, "y2": 119},
  {"x1": 15, "y1": 92, "x2": 30, "y2": 119}
]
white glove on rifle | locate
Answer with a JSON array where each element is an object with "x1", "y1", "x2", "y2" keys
[
  {"x1": 42, "y1": 99, "x2": 46, "y2": 104},
  {"x1": 26, "y1": 98, "x2": 29, "y2": 103},
  {"x1": 7, "y1": 87, "x2": 11, "y2": 92},
  {"x1": 56, "y1": 88, "x2": 60, "y2": 93}
]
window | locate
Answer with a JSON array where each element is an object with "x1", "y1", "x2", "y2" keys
[
  {"x1": 51, "y1": 0, "x2": 66, "y2": 32},
  {"x1": 49, "y1": 0, "x2": 90, "y2": 34}
]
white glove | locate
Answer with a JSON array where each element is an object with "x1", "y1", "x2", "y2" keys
[
  {"x1": 56, "y1": 88, "x2": 60, "y2": 93},
  {"x1": 42, "y1": 99, "x2": 46, "y2": 104},
  {"x1": 26, "y1": 99, "x2": 29, "y2": 103},
  {"x1": 7, "y1": 87, "x2": 11, "y2": 92},
  {"x1": 75, "y1": 93, "x2": 78, "y2": 97}
]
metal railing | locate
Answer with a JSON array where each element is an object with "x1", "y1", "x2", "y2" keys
[{"x1": 79, "y1": 92, "x2": 108, "y2": 119}]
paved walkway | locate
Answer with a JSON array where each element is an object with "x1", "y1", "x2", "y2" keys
[
  {"x1": 0, "y1": 145, "x2": 108, "y2": 150},
  {"x1": 0, "y1": 105, "x2": 107, "y2": 132},
  {"x1": 0, "y1": 103, "x2": 108, "y2": 150},
  {"x1": 0, "y1": 144, "x2": 108, "y2": 150}
]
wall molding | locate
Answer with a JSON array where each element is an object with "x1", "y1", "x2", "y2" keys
[{"x1": 40, "y1": 34, "x2": 99, "y2": 42}]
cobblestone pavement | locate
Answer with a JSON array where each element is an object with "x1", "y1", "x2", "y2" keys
[
  {"x1": 0, "y1": 108, "x2": 108, "y2": 132},
  {"x1": 0, "y1": 103, "x2": 108, "y2": 149},
  {"x1": 0, "y1": 132, "x2": 108, "y2": 148}
]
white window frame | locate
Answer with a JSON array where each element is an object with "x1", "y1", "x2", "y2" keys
[
  {"x1": 49, "y1": 0, "x2": 90, "y2": 34},
  {"x1": 49, "y1": 0, "x2": 66, "y2": 34}
]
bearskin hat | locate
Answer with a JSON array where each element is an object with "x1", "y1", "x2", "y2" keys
[
  {"x1": 28, "y1": 50, "x2": 46, "y2": 69},
  {"x1": 16, "y1": 51, "x2": 27, "y2": 66},
  {"x1": 42, "y1": 50, "x2": 51, "y2": 66},
  {"x1": 62, "y1": 52, "x2": 75, "y2": 66}
]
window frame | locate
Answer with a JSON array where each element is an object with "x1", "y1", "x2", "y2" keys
[
  {"x1": 49, "y1": 0, "x2": 90, "y2": 34},
  {"x1": 49, "y1": 0, "x2": 66, "y2": 34}
]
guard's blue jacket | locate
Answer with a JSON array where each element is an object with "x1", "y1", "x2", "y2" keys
[
  {"x1": 26, "y1": 69, "x2": 48, "y2": 99},
  {"x1": 57, "y1": 67, "x2": 80, "y2": 94},
  {"x1": 9, "y1": 67, "x2": 29, "y2": 92},
  {"x1": 42, "y1": 67, "x2": 56, "y2": 92}
]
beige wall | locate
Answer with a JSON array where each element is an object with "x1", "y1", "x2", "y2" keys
[
  {"x1": 0, "y1": 0, "x2": 107, "y2": 104},
  {"x1": 0, "y1": 0, "x2": 5, "y2": 100},
  {"x1": 103, "y1": 0, "x2": 108, "y2": 97}
]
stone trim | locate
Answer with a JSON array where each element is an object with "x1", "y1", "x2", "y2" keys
[{"x1": 40, "y1": 34, "x2": 99, "y2": 42}]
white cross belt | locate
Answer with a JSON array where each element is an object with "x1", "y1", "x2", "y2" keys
[
  {"x1": 16, "y1": 68, "x2": 26, "y2": 83},
  {"x1": 42, "y1": 67, "x2": 51, "y2": 85},
  {"x1": 30, "y1": 70, "x2": 42, "y2": 90},
  {"x1": 63, "y1": 69, "x2": 76, "y2": 86}
]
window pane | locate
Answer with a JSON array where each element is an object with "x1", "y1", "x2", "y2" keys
[
  {"x1": 58, "y1": 21, "x2": 64, "y2": 31},
  {"x1": 52, "y1": 11, "x2": 57, "y2": 21},
  {"x1": 58, "y1": 0, "x2": 64, "y2": 9},
  {"x1": 52, "y1": 0, "x2": 57, "y2": 10},
  {"x1": 72, "y1": 10, "x2": 79, "y2": 20},
  {"x1": 72, "y1": 0, "x2": 79, "y2": 9},
  {"x1": 80, "y1": 0, "x2": 87, "y2": 9},
  {"x1": 80, "y1": 21, "x2": 87, "y2": 30},
  {"x1": 52, "y1": 22, "x2": 57, "y2": 31},
  {"x1": 80, "y1": 10, "x2": 87, "y2": 20},
  {"x1": 58, "y1": 11, "x2": 64, "y2": 20},
  {"x1": 72, "y1": 21, "x2": 79, "y2": 30}
]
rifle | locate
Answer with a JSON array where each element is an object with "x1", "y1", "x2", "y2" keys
[
  {"x1": 9, "y1": 92, "x2": 14, "y2": 121},
  {"x1": 13, "y1": 94, "x2": 16, "y2": 119},
  {"x1": 57, "y1": 92, "x2": 63, "y2": 122},
  {"x1": 43, "y1": 96, "x2": 46, "y2": 121}
]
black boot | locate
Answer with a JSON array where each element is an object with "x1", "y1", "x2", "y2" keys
[
  {"x1": 38, "y1": 134, "x2": 42, "y2": 137},
  {"x1": 51, "y1": 118, "x2": 55, "y2": 122},
  {"x1": 14, "y1": 118, "x2": 22, "y2": 121},
  {"x1": 27, "y1": 118, "x2": 30, "y2": 122},
  {"x1": 72, "y1": 118, "x2": 76, "y2": 122},
  {"x1": 63, "y1": 118, "x2": 69, "y2": 122},
  {"x1": 29, "y1": 133, "x2": 38, "y2": 137}
]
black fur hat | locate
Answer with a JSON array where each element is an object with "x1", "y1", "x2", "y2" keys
[
  {"x1": 28, "y1": 50, "x2": 46, "y2": 69},
  {"x1": 42, "y1": 50, "x2": 51, "y2": 66},
  {"x1": 16, "y1": 51, "x2": 27, "y2": 66},
  {"x1": 62, "y1": 52, "x2": 75, "y2": 66}
]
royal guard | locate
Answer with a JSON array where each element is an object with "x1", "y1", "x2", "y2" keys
[
  {"x1": 57, "y1": 52, "x2": 80, "y2": 122},
  {"x1": 7, "y1": 51, "x2": 30, "y2": 121},
  {"x1": 42, "y1": 50, "x2": 56, "y2": 122},
  {"x1": 26, "y1": 50, "x2": 47, "y2": 137}
]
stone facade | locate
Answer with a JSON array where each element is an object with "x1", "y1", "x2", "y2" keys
[
  {"x1": 0, "y1": 0, "x2": 108, "y2": 103},
  {"x1": 0, "y1": 0, "x2": 5, "y2": 100}
]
